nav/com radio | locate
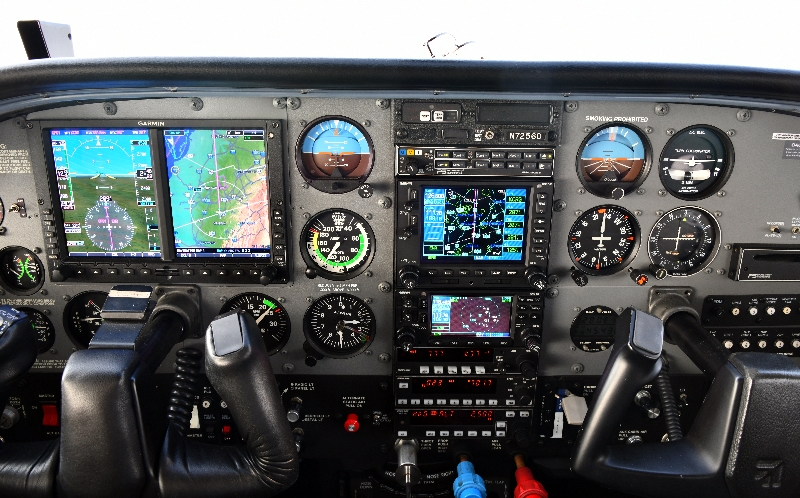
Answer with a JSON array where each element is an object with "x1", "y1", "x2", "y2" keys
[
  {"x1": 35, "y1": 121, "x2": 288, "y2": 285},
  {"x1": 395, "y1": 181, "x2": 553, "y2": 289}
]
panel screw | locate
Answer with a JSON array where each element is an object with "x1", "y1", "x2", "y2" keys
[
  {"x1": 378, "y1": 197, "x2": 392, "y2": 209},
  {"x1": 299, "y1": 120, "x2": 307, "y2": 127},
  {"x1": 716, "y1": 190, "x2": 726, "y2": 197},
  {"x1": 714, "y1": 211, "x2": 722, "y2": 217},
  {"x1": 362, "y1": 120, "x2": 371, "y2": 127},
  {"x1": 571, "y1": 363, "x2": 584, "y2": 374},
  {"x1": 38, "y1": 199, "x2": 44, "y2": 205},
  {"x1": 365, "y1": 213, "x2": 373, "y2": 220},
  {"x1": 302, "y1": 212, "x2": 310, "y2": 219},
  {"x1": 704, "y1": 268, "x2": 713, "y2": 274},
  {"x1": 565, "y1": 102, "x2": 578, "y2": 112},
  {"x1": 577, "y1": 188, "x2": 585, "y2": 195},
  {"x1": 287, "y1": 97, "x2": 301, "y2": 110},
  {"x1": 278, "y1": 297, "x2": 286, "y2": 303},
  {"x1": 553, "y1": 199, "x2": 567, "y2": 212},
  {"x1": 545, "y1": 288, "x2": 559, "y2": 299},
  {"x1": 617, "y1": 307, "x2": 624, "y2": 312},
  {"x1": 726, "y1": 129, "x2": 736, "y2": 137},
  {"x1": 376, "y1": 99, "x2": 390, "y2": 110},
  {"x1": 189, "y1": 97, "x2": 204, "y2": 111},
  {"x1": 40, "y1": 289, "x2": 47, "y2": 295},
  {"x1": 655, "y1": 104, "x2": 670, "y2": 116},
  {"x1": 63, "y1": 295, "x2": 71, "y2": 301},
  {"x1": 282, "y1": 363, "x2": 295, "y2": 373},
  {"x1": 658, "y1": 189, "x2": 667, "y2": 197},
  {"x1": 583, "y1": 126, "x2": 592, "y2": 133},
  {"x1": 378, "y1": 353, "x2": 391, "y2": 363},
  {"x1": 102, "y1": 102, "x2": 117, "y2": 115},
  {"x1": 365, "y1": 271, "x2": 373, "y2": 277},
  {"x1": 365, "y1": 297, "x2": 373, "y2": 304},
  {"x1": 574, "y1": 307, "x2": 581, "y2": 312},
  {"x1": 666, "y1": 128, "x2": 675, "y2": 136},
  {"x1": 656, "y1": 210, "x2": 664, "y2": 216},
  {"x1": 50, "y1": 349, "x2": 57, "y2": 355},
  {"x1": 33, "y1": 247, "x2": 41, "y2": 254},
  {"x1": 272, "y1": 122, "x2": 280, "y2": 128},
  {"x1": 365, "y1": 350, "x2": 373, "y2": 356},
  {"x1": 636, "y1": 188, "x2": 645, "y2": 195},
  {"x1": 724, "y1": 244, "x2": 732, "y2": 250},
  {"x1": 570, "y1": 346, "x2": 577, "y2": 351},
  {"x1": 378, "y1": 282, "x2": 392, "y2": 293},
  {"x1": 574, "y1": 210, "x2": 582, "y2": 216},
  {"x1": 645, "y1": 126, "x2": 654, "y2": 134},
  {"x1": 301, "y1": 183, "x2": 309, "y2": 189},
  {"x1": 548, "y1": 274, "x2": 560, "y2": 286},
  {"x1": 273, "y1": 97, "x2": 287, "y2": 109},
  {"x1": 717, "y1": 268, "x2": 727, "y2": 275},
  {"x1": 635, "y1": 210, "x2": 643, "y2": 216},
  {"x1": 736, "y1": 109, "x2": 751, "y2": 122},
  {"x1": 219, "y1": 296, "x2": 226, "y2": 303},
  {"x1": 306, "y1": 297, "x2": 313, "y2": 303}
]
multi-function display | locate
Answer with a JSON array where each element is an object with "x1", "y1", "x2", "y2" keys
[
  {"x1": 50, "y1": 128, "x2": 160, "y2": 257},
  {"x1": 165, "y1": 128, "x2": 271, "y2": 258},
  {"x1": 430, "y1": 295, "x2": 512, "y2": 338},
  {"x1": 421, "y1": 187, "x2": 527, "y2": 262}
]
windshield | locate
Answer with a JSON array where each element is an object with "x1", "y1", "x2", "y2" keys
[{"x1": 0, "y1": 0, "x2": 796, "y2": 70}]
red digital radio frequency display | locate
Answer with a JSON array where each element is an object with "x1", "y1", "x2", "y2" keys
[
  {"x1": 409, "y1": 410, "x2": 494, "y2": 425},
  {"x1": 411, "y1": 377, "x2": 496, "y2": 393},
  {"x1": 397, "y1": 348, "x2": 494, "y2": 362}
]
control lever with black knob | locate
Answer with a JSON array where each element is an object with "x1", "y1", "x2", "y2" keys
[
  {"x1": 399, "y1": 265, "x2": 420, "y2": 289},
  {"x1": 158, "y1": 311, "x2": 299, "y2": 497},
  {"x1": 524, "y1": 266, "x2": 548, "y2": 290}
]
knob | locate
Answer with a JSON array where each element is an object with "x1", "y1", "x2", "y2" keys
[
  {"x1": 394, "y1": 439, "x2": 421, "y2": 488},
  {"x1": 304, "y1": 267, "x2": 318, "y2": 279},
  {"x1": 649, "y1": 264, "x2": 668, "y2": 280},
  {"x1": 259, "y1": 265, "x2": 278, "y2": 285},
  {"x1": 404, "y1": 200, "x2": 419, "y2": 211},
  {"x1": 287, "y1": 398, "x2": 303, "y2": 423},
  {"x1": 402, "y1": 226, "x2": 418, "y2": 237},
  {"x1": 512, "y1": 423, "x2": 532, "y2": 448},
  {"x1": 634, "y1": 390, "x2": 660, "y2": 419},
  {"x1": 524, "y1": 266, "x2": 547, "y2": 290},
  {"x1": 0, "y1": 405, "x2": 20, "y2": 429},
  {"x1": 344, "y1": 413, "x2": 360, "y2": 432},
  {"x1": 520, "y1": 329, "x2": 542, "y2": 354},
  {"x1": 399, "y1": 265, "x2": 420, "y2": 289},
  {"x1": 626, "y1": 435, "x2": 644, "y2": 444},
  {"x1": 628, "y1": 268, "x2": 648, "y2": 286},
  {"x1": 50, "y1": 266, "x2": 73, "y2": 282},
  {"x1": 516, "y1": 352, "x2": 539, "y2": 380},
  {"x1": 570, "y1": 267, "x2": 588, "y2": 287},
  {"x1": 513, "y1": 385, "x2": 533, "y2": 405},
  {"x1": 405, "y1": 159, "x2": 419, "y2": 175},
  {"x1": 293, "y1": 429, "x2": 304, "y2": 453},
  {"x1": 395, "y1": 327, "x2": 418, "y2": 352},
  {"x1": 723, "y1": 340, "x2": 734, "y2": 349}
]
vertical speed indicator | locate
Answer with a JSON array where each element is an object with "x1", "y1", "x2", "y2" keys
[{"x1": 301, "y1": 209, "x2": 375, "y2": 280}]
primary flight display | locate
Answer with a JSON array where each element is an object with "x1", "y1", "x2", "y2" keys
[
  {"x1": 165, "y1": 128, "x2": 272, "y2": 258},
  {"x1": 50, "y1": 128, "x2": 160, "y2": 257}
]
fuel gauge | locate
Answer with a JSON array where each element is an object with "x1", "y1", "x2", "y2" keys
[{"x1": 0, "y1": 246, "x2": 44, "y2": 294}]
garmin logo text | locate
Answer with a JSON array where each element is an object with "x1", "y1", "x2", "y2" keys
[
  {"x1": 585, "y1": 116, "x2": 649, "y2": 123},
  {"x1": 137, "y1": 121, "x2": 165, "y2": 126}
]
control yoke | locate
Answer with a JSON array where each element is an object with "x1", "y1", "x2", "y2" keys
[{"x1": 572, "y1": 306, "x2": 800, "y2": 498}]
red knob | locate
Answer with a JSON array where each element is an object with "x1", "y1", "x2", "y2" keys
[{"x1": 344, "y1": 413, "x2": 360, "y2": 433}]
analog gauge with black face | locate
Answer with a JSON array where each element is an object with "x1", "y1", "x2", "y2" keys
[
  {"x1": 303, "y1": 293, "x2": 376, "y2": 358},
  {"x1": 0, "y1": 247, "x2": 44, "y2": 295},
  {"x1": 301, "y1": 209, "x2": 375, "y2": 280},
  {"x1": 568, "y1": 205, "x2": 640, "y2": 276},
  {"x1": 296, "y1": 116, "x2": 374, "y2": 193},
  {"x1": 659, "y1": 125, "x2": 734, "y2": 200},
  {"x1": 64, "y1": 291, "x2": 108, "y2": 348},
  {"x1": 577, "y1": 123, "x2": 652, "y2": 199},
  {"x1": 17, "y1": 307, "x2": 56, "y2": 354},
  {"x1": 219, "y1": 293, "x2": 291, "y2": 354},
  {"x1": 648, "y1": 207, "x2": 720, "y2": 276}
]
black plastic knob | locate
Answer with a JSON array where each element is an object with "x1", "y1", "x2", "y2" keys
[
  {"x1": 524, "y1": 266, "x2": 547, "y2": 290},
  {"x1": 520, "y1": 329, "x2": 542, "y2": 354},
  {"x1": 50, "y1": 266, "x2": 73, "y2": 282},
  {"x1": 287, "y1": 399, "x2": 303, "y2": 423},
  {"x1": 259, "y1": 265, "x2": 278, "y2": 285},
  {"x1": 399, "y1": 265, "x2": 420, "y2": 289},
  {"x1": 305, "y1": 267, "x2": 318, "y2": 279},
  {"x1": 405, "y1": 159, "x2": 418, "y2": 175},
  {"x1": 628, "y1": 268, "x2": 648, "y2": 286},
  {"x1": 649, "y1": 264, "x2": 668, "y2": 280},
  {"x1": 513, "y1": 385, "x2": 533, "y2": 405},
  {"x1": 395, "y1": 327, "x2": 418, "y2": 351},
  {"x1": 512, "y1": 425, "x2": 532, "y2": 448},
  {"x1": 516, "y1": 352, "x2": 539, "y2": 380},
  {"x1": 404, "y1": 200, "x2": 419, "y2": 211}
]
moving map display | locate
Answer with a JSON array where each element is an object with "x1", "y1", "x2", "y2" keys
[
  {"x1": 422, "y1": 187, "x2": 527, "y2": 261},
  {"x1": 50, "y1": 128, "x2": 160, "y2": 257},
  {"x1": 165, "y1": 128, "x2": 271, "y2": 258},
  {"x1": 430, "y1": 295, "x2": 512, "y2": 337}
]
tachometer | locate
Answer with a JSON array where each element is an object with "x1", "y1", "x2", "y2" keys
[
  {"x1": 64, "y1": 291, "x2": 108, "y2": 348},
  {"x1": 577, "y1": 123, "x2": 652, "y2": 199},
  {"x1": 648, "y1": 207, "x2": 720, "y2": 276},
  {"x1": 295, "y1": 116, "x2": 374, "y2": 193},
  {"x1": 17, "y1": 307, "x2": 56, "y2": 354},
  {"x1": 303, "y1": 293, "x2": 376, "y2": 358},
  {"x1": 0, "y1": 246, "x2": 44, "y2": 294},
  {"x1": 658, "y1": 125, "x2": 734, "y2": 200},
  {"x1": 568, "y1": 206, "x2": 640, "y2": 276},
  {"x1": 219, "y1": 293, "x2": 291, "y2": 354},
  {"x1": 301, "y1": 209, "x2": 375, "y2": 280}
]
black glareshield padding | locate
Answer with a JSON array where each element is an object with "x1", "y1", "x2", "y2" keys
[
  {"x1": 158, "y1": 311, "x2": 299, "y2": 498},
  {"x1": 57, "y1": 349, "x2": 146, "y2": 498},
  {"x1": 0, "y1": 312, "x2": 37, "y2": 396},
  {"x1": 0, "y1": 440, "x2": 59, "y2": 498}
]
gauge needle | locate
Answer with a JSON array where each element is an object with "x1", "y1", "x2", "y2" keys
[
  {"x1": 670, "y1": 157, "x2": 714, "y2": 166},
  {"x1": 342, "y1": 320, "x2": 361, "y2": 325},
  {"x1": 81, "y1": 317, "x2": 103, "y2": 322},
  {"x1": 660, "y1": 226, "x2": 683, "y2": 252},
  {"x1": 255, "y1": 311, "x2": 269, "y2": 325},
  {"x1": 592, "y1": 211, "x2": 611, "y2": 247},
  {"x1": 327, "y1": 242, "x2": 341, "y2": 259},
  {"x1": 337, "y1": 330, "x2": 344, "y2": 347}
]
